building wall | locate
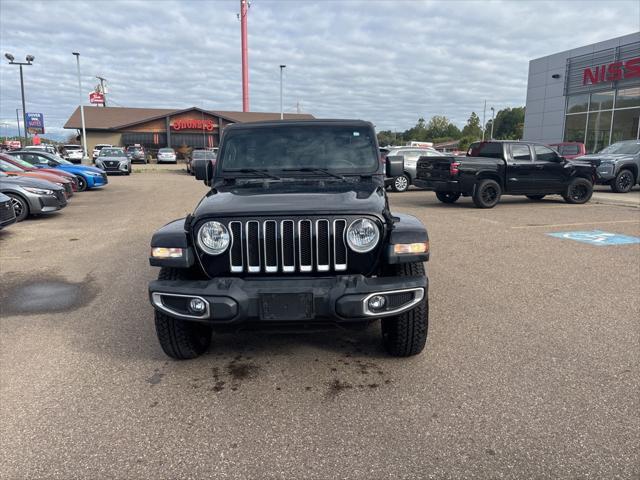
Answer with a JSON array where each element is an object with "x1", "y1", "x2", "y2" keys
[
  {"x1": 524, "y1": 32, "x2": 640, "y2": 145},
  {"x1": 85, "y1": 131, "x2": 123, "y2": 153}
]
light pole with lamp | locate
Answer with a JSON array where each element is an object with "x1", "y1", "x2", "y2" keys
[
  {"x1": 15, "y1": 109, "x2": 22, "y2": 140},
  {"x1": 490, "y1": 107, "x2": 495, "y2": 140},
  {"x1": 279, "y1": 65, "x2": 286, "y2": 120},
  {"x1": 4, "y1": 53, "x2": 33, "y2": 147},
  {"x1": 72, "y1": 52, "x2": 89, "y2": 163}
]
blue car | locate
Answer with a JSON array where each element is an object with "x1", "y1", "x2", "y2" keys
[{"x1": 8, "y1": 150, "x2": 108, "y2": 191}]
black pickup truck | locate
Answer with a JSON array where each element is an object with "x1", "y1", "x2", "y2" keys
[{"x1": 414, "y1": 140, "x2": 596, "y2": 208}]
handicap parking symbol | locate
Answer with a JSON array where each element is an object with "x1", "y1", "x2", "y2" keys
[{"x1": 547, "y1": 230, "x2": 640, "y2": 246}]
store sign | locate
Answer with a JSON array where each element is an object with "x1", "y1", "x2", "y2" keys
[
  {"x1": 25, "y1": 112, "x2": 45, "y2": 134},
  {"x1": 171, "y1": 118, "x2": 217, "y2": 131},
  {"x1": 89, "y1": 91, "x2": 105, "y2": 104},
  {"x1": 582, "y1": 57, "x2": 640, "y2": 85}
]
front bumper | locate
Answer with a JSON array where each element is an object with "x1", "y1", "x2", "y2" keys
[
  {"x1": 29, "y1": 191, "x2": 67, "y2": 214},
  {"x1": 86, "y1": 173, "x2": 109, "y2": 187},
  {"x1": 97, "y1": 162, "x2": 129, "y2": 174},
  {"x1": 149, "y1": 274, "x2": 427, "y2": 324},
  {"x1": 413, "y1": 178, "x2": 460, "y2": 192}
]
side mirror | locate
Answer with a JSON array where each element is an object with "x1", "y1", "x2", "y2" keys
[
  {"x1": 386, "y1": 155, "x2": 404, "y2": 177},
  {"x1": 193, "y1": 158, "x2": 213, "y2": 185}
]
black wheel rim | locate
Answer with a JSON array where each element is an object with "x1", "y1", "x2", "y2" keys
[
  {"x1": 618, "y1": 172, "x2": 632, "y2": 191},
  {"x1": 10, "y1": 197, "x2": 23, "y2": 217},
  {"x1": 481, "y1": 186, "x2": 497, "y2": 203},
  {"x1": 570, "y1": 184, "x2": 587, "y2": 201}
]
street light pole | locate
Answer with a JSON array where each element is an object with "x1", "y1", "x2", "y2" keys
[
  {"x1": 490, "y1": 107, "x2": 495, "y2": 140},
  {"x1": 73, "y1": 52, "x2": 88, "y2": 163},
  {"x1": 4, "y1": 53, "x2": 33, "y2": 147},
  {"x1": 15, "y1": 108, "x2": 22, "y2": 140},
  {"x1": 279, "y1": 65, "x2": 286, "y2": 120}
]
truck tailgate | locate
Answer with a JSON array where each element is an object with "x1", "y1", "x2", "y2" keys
[{"x1": 416, "y1": 156, "x2": 458, "y2": 181}]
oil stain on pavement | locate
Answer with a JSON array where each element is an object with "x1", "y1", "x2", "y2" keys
[{"x1": 0, "y1": 273, "x2": 97, "y2": 316}]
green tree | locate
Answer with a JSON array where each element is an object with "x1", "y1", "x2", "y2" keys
[
  {"x1": 486, "y1": 107, "x2": 525, "y2": 140},
  {"x1": 461, "y1": 112, "x2": 482, "y2": 139},
  {"x1": 377, "y1": 130, "x2": 402, "y2": 146}
]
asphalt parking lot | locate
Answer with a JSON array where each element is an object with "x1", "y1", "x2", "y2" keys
[{"x1": 1, "y1": 170, "x2": 638, "y2": 479}]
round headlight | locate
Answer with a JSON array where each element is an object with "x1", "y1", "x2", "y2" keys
[
  {"x1": 197, "y1": 221, "x2": 230, "y2": 255},
  {"x1": 346, "y1": 218, "x2": 380, "y2": 253}
]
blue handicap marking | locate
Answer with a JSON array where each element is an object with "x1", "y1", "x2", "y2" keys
[{"x1": 547, "y1": 230, "x2": 640, "y2": 246}]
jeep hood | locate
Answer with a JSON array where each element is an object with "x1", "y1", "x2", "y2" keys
[
  {"x1": 193, "y1": 181, "x2": 386, "y2": 218},
  {"x1": 578, "y1": 153, "x2": 637, "y2": 165}
]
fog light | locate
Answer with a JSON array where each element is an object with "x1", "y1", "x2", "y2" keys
[
  {"x1": 189, "y1": 298, "x2": 206, "y2": 314},
  {"x1": 368, "y1": 295, "x2": 386, "y2": 311}
]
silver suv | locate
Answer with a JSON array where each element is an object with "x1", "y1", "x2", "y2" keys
[
  {"x1": 579, "y1": 140, "x2": 640, "y2": 193},
  {"x1": 385, "y1": 147, "x2": 445, "y2": 192}
]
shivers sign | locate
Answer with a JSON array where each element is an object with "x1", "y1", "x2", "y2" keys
[
  {"x1": 582, "y1": 57, "x2": 640, "y2": 85},
  {"x1": 171, "y1": 119, "x2": 217, "y2": 131}
]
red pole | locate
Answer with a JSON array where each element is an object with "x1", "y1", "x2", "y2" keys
[{"x1": 241, "y1": 0, "x2": 249, "y2": 112}]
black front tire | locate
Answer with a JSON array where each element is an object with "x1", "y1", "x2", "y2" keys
[
  {"x1": 526, "y1": 194, "x2": 545, "y2": 200},
  {"x1": 391, "y1": 174, "x2": 410, "y2": 192},
  {"x1": 435, "y1": 191, "x2": 461, "y2": 203},
  {"x1": 381, "y1": 262, "x2": 428, "y2": 357},
  {"x1": 7, "y1": 193, "x2": 29, "y2": 221},
  {"x1": 77, "y1": 176, "x2": 87, "y2": 192},
  {"x1": 154, "y1": 267, "x2": 212, "y2": 360},
  {"x1": 473, "y1": 179, "x2": 501, "y2": 208},
  {"x1": 610, "y1": 169, "x2": 634, "y2": 193},
  {"x1": 562, "y1": 177, "x2": 593, "y2": 204}
]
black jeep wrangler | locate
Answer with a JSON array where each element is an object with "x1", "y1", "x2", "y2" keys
[{"x1": 148, "y1": 120, "x2": 430, "y2": 359}]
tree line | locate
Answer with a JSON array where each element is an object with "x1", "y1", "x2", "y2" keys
[{"x1": 377, "y1": 107, "x2": 525, "y2": 151}]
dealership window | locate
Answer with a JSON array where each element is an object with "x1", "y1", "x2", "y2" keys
[{"x1": 565, "y1": 87, "x2": 640, "y2": 152}]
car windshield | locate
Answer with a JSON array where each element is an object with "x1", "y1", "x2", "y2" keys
[
  {"x1": 193, "y1": 151, "x2": 216, "y2": 160},
  {"x1": 6, "y1": 157, "x2": 32, "y2": 169},
  {"x1": 100, "y1": 149, "x2": 126, "y2": 157},
  {"x1": 220, "y1": 125, "x2": 378, "y2": 174},
  {"x1": 0, "y1": 159, "x2": 25, "y2": 172},
  {"x1": 597, "y1": 141, "x2": 640, "y2": 155}
]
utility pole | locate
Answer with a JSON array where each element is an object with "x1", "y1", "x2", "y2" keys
[
  {"x1": 240, "y1": 0, "x2": 250, "y2": 112},
  {"x1": 481, "y1": 100, "x2": 487, "y2": 142},
  {"x1": 490, "y1": 107, "x2": 495, "y2": 140},
  {"x1": 279, "y1": 65, "x2": 286, "y2": 120},
  {"x1": 296, "y1": 101, "x2": 300, "y2": 114},
  {"x1": 73, "y1": 52, "x2": 89, "y2": 163},
  {"x1": 96, "y1": 76, "x2": 107, "y2": 106}
]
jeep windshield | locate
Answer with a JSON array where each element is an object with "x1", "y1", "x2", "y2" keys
[{"x1": 220, "y1": 125, "x2": 378, "y2": 176}]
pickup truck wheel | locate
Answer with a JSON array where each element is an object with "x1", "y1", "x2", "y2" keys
[
  {"x1": 435, "y1": 191, "x2": 461, "y2": 203},
  {"x1": 526, "y1": 195, "x2": 545, "y2": 200},
  {"x1": 154, "y1": 267, "x2": 212, "y2": 360},
  {"x1": 391, "y1": 174, "x2": 410, "y2": 192},
  {"x1": 381, "y1": 262, "x2": 428, "y2": 357},
  {"x1": 610, "y1": 169, "x2": 634, "y2": 193},
  {"x1": 76, "y1": 176, "x2": 87, "y2": 192},
  {"x1": 472, "y1": 179, "x2": 501, "y2": 208},
  {"x1": 562, "y1": 177, "x2": 593, "y2": 204}
]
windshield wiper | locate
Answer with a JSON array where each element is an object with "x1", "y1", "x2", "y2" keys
[
  {"x1": 281, "y1": 167, "x2": 346, "y2": 180},
  {"x1": 226, "y1": 168, "x2": 281, "y2": 180}
]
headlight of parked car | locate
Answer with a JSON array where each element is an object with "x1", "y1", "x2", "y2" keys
[
  {"x1": 197, "y1": 221, "x2": 230, "y2": 255},
  {"x1": 88, "y1": 171, "x2": 104, "y2": 176},
  {"x1": 23, "y1": 186, "x2": 54, "y2": 195},
  {"x1": 346, "y1": 218, "x2": 380, "y2": 253}
]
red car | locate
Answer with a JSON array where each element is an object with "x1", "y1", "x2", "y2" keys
[
  {"x1": 0, "y1": 153, "x2": 79, "y2": 192},
  {"x1": 548, "y1": 142, "x2": 586, "y2": 160},
  {"x1": 0, "y1": 158, "x2": 74, "y2": 198}
]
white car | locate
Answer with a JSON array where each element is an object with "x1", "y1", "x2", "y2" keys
[
  {"x1": 92, "y1": 144, "x2": 112, "y2": 160},
  {"x1": 63, "y1": 144, "x2": 84, "y2": 164},
  {"x1": 157, "y1": 148, "x2": 177, "y2": 163}
]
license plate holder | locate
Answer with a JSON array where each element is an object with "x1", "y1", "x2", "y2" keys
[{"x1": 259, "y1": 293, "x2": 314, "y2": 321}]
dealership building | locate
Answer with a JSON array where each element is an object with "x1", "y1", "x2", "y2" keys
[
  {"x1": 63, "y1": 106, "x2": 314, "y2": 154},
  {"x1": 523, "y1": 32, "x2": 640, "y2": 153}
]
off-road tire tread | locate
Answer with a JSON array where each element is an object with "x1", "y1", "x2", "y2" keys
[
  {"x1": 154, "y1": 267, "x2": 212, "y2": 359},
  {"x1": 381, "y1": 262, "x2": 428, "y2": 357},
  {"x1": 436, "y1": 191, "x2": 461, "y2": 203},
  {"x1": 562, "y1": 177, "x2": 593, "y2": 204},
  {"x1": 610, "y1": 169, "x2": 634, "y2": 193},
  {"x1": 472, "y1": 179, "x2": 501, "y2": 208}
]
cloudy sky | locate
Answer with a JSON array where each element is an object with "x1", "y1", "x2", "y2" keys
[{"x1": 0, "y1": 0, "x2": 638, "y2": 138}]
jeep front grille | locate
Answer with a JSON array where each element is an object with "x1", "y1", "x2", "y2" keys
[{"x1": 228, "y1": 219, "x2": 348, "y2": 273}]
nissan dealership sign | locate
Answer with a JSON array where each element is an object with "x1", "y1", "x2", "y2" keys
[{"x1": 582, "y1": 57, "x2": 640, "y2": 85}]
